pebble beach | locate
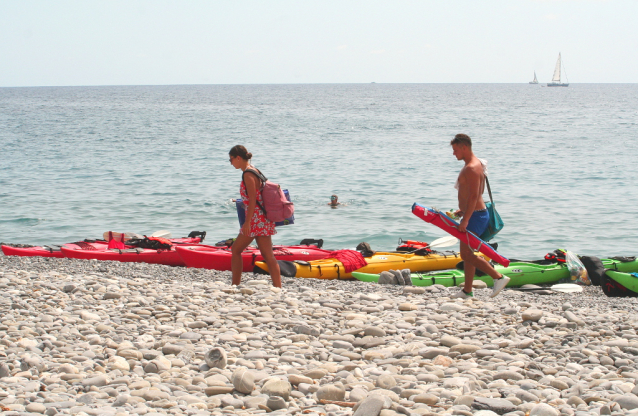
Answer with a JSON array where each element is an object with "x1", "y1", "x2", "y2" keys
[{"x1": 1, "y1": 253, "x2": 638, "y2": 416}]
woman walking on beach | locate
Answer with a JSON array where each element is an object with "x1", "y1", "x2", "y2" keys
[{"x1": 229, "y1": 145, "x2": 281, "y2": 287}]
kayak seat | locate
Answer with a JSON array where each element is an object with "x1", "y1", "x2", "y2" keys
[
  {"x1": 188, "y1": 231, "x2": 207, "y2": 242},
  {"x1": 252, "y1": 260, "x2": 297, "y2": 277},
  {"x1": 356, "y1": 242, "x2": 375, "y2": 257},
  {"x1": 608, "y1": 256, "x2": 637, "y2": 263},
  {"x1": 299, "y1": 239, "x2": 324, "y2": 249},
  {"x1": 277, "y1": 260, "x2": 297, "y2": 277},
  {"x1": 43, "y1": 245, "x2": 63, "y2": 252},
  {"x1": 109, "y1": 248, "x2": 145, "y2": 254}
]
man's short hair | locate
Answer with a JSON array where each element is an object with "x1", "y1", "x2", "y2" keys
[{"x1": 450, "y1": 133, "x2": 472, "y2": 148}]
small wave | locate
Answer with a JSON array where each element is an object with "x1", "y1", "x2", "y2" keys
[{"x1": 0, "y1": 217, "x2": 44, "y2": 226}]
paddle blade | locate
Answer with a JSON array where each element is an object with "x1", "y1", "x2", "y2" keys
[
  {"x1": 125, "y1": 232, "x2": 143, "y2": 240},
  {"x1": 103, "y1": 231, "x2": 144, "y2": 242},
  {"x1": 429, "y1": 236, "x2": 459, "y2": 248},
  {"x1": 151, "y1": 230, "x2": 172, "y2": 238},
  {"x1": 551, "y1": 283, "x2": 583, "y2": 293}
]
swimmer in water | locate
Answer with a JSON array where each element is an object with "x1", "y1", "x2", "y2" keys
[{"x1": 328, "y1": 194, "x2": 341, "y2": 207}]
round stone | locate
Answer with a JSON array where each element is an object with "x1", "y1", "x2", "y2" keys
[
  {"x1": 316, "y1": 384, "x2": 346, "y2": 401},
  {"x1": 25, "y1": 403, "x2": 46, "y2": 413},
  {"x1": 364, "y1": 326, "x2": 386, "y2": 337},
  {"x1": 267, "y1": 396, "x2": 287, "y2": 411},
  {"x1": 522, "y1": 309, "x2": 543, "y2": 322},
  {"x1": 414, "y1": 393, "x2": 438, "y2": 405},
  {"x1": 262, "y1": 378, "x2": 292, "y2": 401},
  {"x1": 375, "y1": 374, "x2": 397, "y2": 389},
  {"x1": 231, "y1": 367, "x2": 255, "y2": 394},
  {"x1": 528, "y1": 403, "x2": 559, "y2": 416},
  {"x1": 205, "y1": 347, "x2": 228, "y2": 369}
]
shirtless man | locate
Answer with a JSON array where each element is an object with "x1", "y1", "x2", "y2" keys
[{"x1": 451, "y1": 134, "x2": 510, "y2": 298}]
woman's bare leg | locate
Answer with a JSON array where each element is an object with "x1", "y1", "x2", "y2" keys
[
  {"x1": 231, "y1": 234, "x2": 254, "y2": 285},
  {"x1": 255, "y1": 236, "x2": 282, "y2": 288}
]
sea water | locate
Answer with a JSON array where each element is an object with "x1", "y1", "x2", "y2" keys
[{"x1": 1, "y1": 83, "x2": 637, "y2": 259}]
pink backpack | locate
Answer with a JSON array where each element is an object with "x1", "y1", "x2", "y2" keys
[{"x1": 243, "y1": 169, "x2": 294, "y2": 223}]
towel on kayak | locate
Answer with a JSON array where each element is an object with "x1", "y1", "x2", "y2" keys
[{"x1": 327, "y1": 250, "x2": 368, "y2": 273}]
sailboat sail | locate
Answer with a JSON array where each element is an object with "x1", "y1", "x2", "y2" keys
[
  {"x1": 547, "y1": 53, "x2": 569, "y2": 87},
  {"x1": 531, "y1": 71, "x2": 538, "y2": 84},
  {"x1": 552, "y1": 53, "x2": 562, "y2": 83}
]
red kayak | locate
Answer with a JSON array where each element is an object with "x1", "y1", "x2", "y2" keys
[
  {"x1": 59, "y1": 234, "x2": 205, "y2": 266},
  {"x1": 60, "y1": 240, "x2": 202, "y2": 267},
  {"x1": 176, "y1": 244, "x2": 333, "y2": 272},
  {"x1": 412, "y1": 203, "x2": 510, "y2": 267},
  {"x1": 1, "y1": 231, "x2": 206, "y2": 260},
  {"x1": 2, "y1": 240, "x2": 108, "y2": 258}
]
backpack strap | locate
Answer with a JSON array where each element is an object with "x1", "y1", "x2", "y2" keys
[
  {"x1": 485, "y1": 175, "x2": 495, "y2": 206},
  {"x1": 243, "y1": 168, "x2": 267, "y2": 183},
  {"x1": 242, "y1": 168, "x2": 268, "y2": 215}
]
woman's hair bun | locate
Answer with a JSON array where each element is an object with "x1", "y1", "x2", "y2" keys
[{"x1": 229, "y1": 145, "x2": 252, "y2": 160}]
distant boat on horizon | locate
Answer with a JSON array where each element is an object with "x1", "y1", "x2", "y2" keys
[
  {"x1": 529, "y1": 71, "x2": 539, "y2": 84},
  {"x1": 547, "y1": 53, "x2": 569, "y2": 87}
]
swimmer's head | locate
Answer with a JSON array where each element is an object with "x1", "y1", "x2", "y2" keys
[{"x1": 330, "y1": 195, "x2": 339, "y2": 206}]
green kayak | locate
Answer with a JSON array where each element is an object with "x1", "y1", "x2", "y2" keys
[
  {"x1": 601, "y1": 257, "x2": 638, "y2": 273},
  {"x1": 605, "y1": 270, "x2": 638, "y2": 293},
  {"x1": 352, "y1": 261, "x2": 569, "y2": 288}
]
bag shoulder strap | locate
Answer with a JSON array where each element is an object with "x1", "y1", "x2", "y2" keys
[
  {"x1": 485, "y1": 175, "x2": 495, "y2": 206},
  {"x1": 243, "y1": 168, "x2": 267, "y2": 184},
  {"x1": 242, "y1": 168, "x2": 267, "y2": 215}
]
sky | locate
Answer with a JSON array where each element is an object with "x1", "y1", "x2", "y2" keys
[{"x1": 0, "y1": 0, "x2": 636, "y2": 87}]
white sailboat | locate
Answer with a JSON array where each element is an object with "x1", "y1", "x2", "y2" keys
[
  {"x1": 547, "y1": 53, "x2": 569, "y2": 87},
  {"x1": 529, "y1": 71, "x2": 539, "y2": 84}
]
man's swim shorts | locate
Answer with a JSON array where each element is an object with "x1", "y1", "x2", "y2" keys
[{"x1": 466, "y1": 208, "x2": 490, "y2": 236}]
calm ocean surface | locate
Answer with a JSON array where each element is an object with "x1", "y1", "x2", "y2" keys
[{"x1": 1, "y1": 84, "x2": 637, "y2": 259}]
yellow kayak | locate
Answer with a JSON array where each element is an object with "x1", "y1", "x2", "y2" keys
[{"x1": 254, "y1": 251, "x2": 473, "y2": 280}]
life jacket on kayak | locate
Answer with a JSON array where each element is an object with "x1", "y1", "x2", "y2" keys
[
  {"x1": 545, "y1": 249, "x2": 567, "y2": 263},
  {"x1": 396, "y1": 239, "x2": 432, "y2": 254},
  {"x1": 126, "y1": 236, "x2": 173, "y2": 250}
]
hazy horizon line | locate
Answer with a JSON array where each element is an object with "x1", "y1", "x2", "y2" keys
[{"x1": 2, "y1": 82, "x2": 637, "y2": 89}]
